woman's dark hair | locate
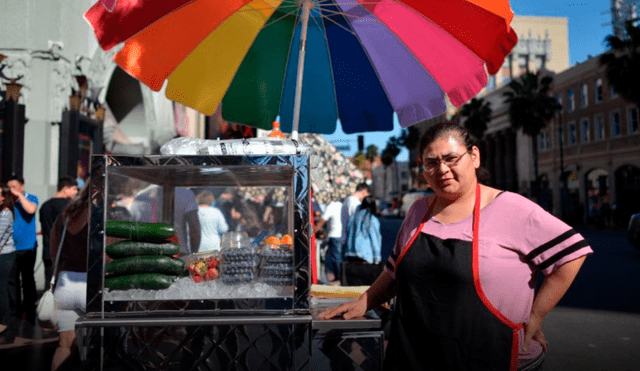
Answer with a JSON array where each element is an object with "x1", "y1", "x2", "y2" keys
[
  {"x1": 360, "y1": 196, "x2": 378, "y2": 217},
  {"x1": 418, "y1": 122, "x2": 490, "y2": 182},
  {"x1": 63, "y1": 177, "x2": 92, "y2": 221},
  {"x1": 1, "y1": 184, "x2": 15, "y2": 217}
]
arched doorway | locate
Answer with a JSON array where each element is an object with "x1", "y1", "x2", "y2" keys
[
  {"x1": 585, "y1": 168, "x2": 609, "y2": 226},
  {"x1": 561, "y1": 170, "x2": 582, "y2": 224},
  {"x1": 614, "y1": 165, "x2": 640, "y2": 227}
]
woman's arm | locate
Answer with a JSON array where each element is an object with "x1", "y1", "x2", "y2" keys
[
  {"x1": 524, "y1": 256, "x2": 588, "y2": 351},
  {"x1": 318, "y1": 270, "x2": 397, "y2": 320}
]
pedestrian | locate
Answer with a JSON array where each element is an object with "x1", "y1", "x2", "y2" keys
[
  {"x1": 129, "y1": 185, "x2": 201, "y2": 258},
  {"x1": 195, "y1": 191, "x2": 228, "y2": 252},
  {"x1": 320, "y1": 122, "x2": 593, "y2": 371},
  {"x1": 7, "y1": 176, "x2": 39, "y2": 338},
  {"x1": 0, "y1": 184, "x2": 19, "y2": 345},
  {"x1": 344, "y1": 195, "x2": 382, "y2": 265},
  {"x1": 50, "y1": 181, "x2": 91, "y2": 371},
  {"x1": 340, "y1": 183, "x2": 371, "y2": 246},
  {"x1": 313, "y1": 193, "x2": 343, "y2": 283},
  {"x1": 39, "y1": 177, "x2": 78, "y2": 289}
]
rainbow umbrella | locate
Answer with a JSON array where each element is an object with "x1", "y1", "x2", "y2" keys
[{"x1": 85, "y1": 0, "x2": 517, "y2": 137}]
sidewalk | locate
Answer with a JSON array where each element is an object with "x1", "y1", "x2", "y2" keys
[{"x1": 0, "y1": 318, "x2": 76, "y2": 371}]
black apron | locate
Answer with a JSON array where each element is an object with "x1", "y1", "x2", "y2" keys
[{"x1": 384, "y1": 184, "x2": 521, "y2": 371}]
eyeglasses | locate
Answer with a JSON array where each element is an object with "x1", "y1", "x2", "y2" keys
[{"x1": 422, "y1": 152, "x2": 468, "y2": 173}]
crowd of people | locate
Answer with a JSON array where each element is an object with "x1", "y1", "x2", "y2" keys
[
  {"x1": 313, "y1": 182, "x2": 384, "y2": 285},
  {"x1": 0, "y1": 175, "x2": 82, "y2": 370}
]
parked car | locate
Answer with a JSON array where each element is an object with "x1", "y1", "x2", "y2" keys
[{"x1": 628, "y1": 213, "x2": 640, "y2": 251}]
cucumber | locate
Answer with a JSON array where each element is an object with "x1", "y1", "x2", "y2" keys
[
  {"x1": 105, "y1": 273, "x2": 176, "y2": 290},
  {"x1": 105, "y1": 221, "x2": 175, "y2": 242},
  {"x1": 105, "y1": 255, "x2": 185, "y2": 276},
  {"x1": 106, "y1": 240, "x2": 179, "y2": 258}
]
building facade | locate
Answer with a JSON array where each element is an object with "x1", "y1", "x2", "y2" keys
[{"x1": 539, "y1": 56, "x2": 640, "y2": 225}]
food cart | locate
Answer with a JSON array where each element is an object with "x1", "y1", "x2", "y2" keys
[{"x1": 76, "y1": 139, "x2": 384, "y2": 370}]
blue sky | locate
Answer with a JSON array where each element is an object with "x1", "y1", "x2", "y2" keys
[{"x1": 324, "y1": 0, "x2": 615, "y2": 162}]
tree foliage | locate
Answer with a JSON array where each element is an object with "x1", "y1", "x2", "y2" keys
[
  {"x1": 504, "y1": 71, "x2": 561, "y2": 188},
  {"x1": 503, "y1": 71, "x2": 560, "y2": 138},
  {"x1": 365, "y1": 145, "x2": 378, "y2": 162},
  {"x1": 460, "y1": 97, "x2": 492, "y2": 140},
  {"x1": 600, "y1": 20, "x2": 640, "y2": 107}
]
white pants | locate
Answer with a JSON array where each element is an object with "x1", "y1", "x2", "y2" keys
[{"x1": 53, "y1": 270, "x2": 87, "y2": 332}]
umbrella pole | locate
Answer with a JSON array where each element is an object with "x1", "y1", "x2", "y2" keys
[{"x1": 291, "y1": 0, "x2": 312, "y2": 140}]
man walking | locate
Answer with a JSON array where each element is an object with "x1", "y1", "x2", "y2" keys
[
  {"x1": 39, "y1": 177, "x2": 78, "y2": 287},
  {"x1": 313, "y1": 193, "x2": 343, "y2": 283},
  {"x1": 7, "y1": 176, "x2": 39, "y2": 334}
]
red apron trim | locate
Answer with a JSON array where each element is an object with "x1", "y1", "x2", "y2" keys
[
  {"x1": 471, "y1": 183, "x2": 522, "y2": 371},
  {"x1": 394, "y1": 197, "x2": 435, "y2": 271}
]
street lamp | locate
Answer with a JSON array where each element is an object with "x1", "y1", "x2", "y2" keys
[{"x1": 557, "y1": 106, "x2": 567, "y2": 220}]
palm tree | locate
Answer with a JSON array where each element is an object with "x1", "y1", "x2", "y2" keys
[
  {"x1": 503, "y1": 71, "x2": 561, "y2": 196},
  {"x1": 365, "y1": 145, "x2": 378, "y2": 163},
  {"x1": 460, "y1": 97, "x2": 492, "y2": 140},
  {"x1": 600, "y1": 19, "x2": 640, "y2": 107}
]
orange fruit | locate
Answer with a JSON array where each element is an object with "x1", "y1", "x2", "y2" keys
[
  {"x1": 280, "y1": 234, "x2": 293, "y2": 245},
  {"x1": 264, "y1": 236, "x2": 280, "y2": 245}
]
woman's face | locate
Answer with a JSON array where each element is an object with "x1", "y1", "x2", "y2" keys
[{"x1": 421, "y1": 134, "x2": 480, "y2": 200}]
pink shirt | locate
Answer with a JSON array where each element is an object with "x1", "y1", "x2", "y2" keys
[{"x1": 384, "y1": 191, "x2": 593, "y2": 360}]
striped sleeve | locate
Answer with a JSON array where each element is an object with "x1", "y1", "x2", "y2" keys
[
  {"x1": 0, "y1": 210, "x2": 14, "y2": 249},
  {"x1": 523, "y1": 206, "x2": 593, "y2": 275}
]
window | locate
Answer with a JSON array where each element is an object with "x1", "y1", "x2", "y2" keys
[
  {"x1": 629, "y1": 107, "x2": 639, "y2": 133},
  {"x1": 595, "y1": 78, "x2": 603, "y2": 103},
  {"x1": 580, "y1": 83, "x2": 588, "y2": 108},
  {"x1": 610, "y1": 84, "x2": 618, "y2": 98},
  {"x1": 538, "y1": 131, "x2": 549, "y2": 151},
  {"x1": 568, "y1": 122, "x2": 577, "y2": 145},
  {"x1": 581, "y1": 118, "x2": 590, "y2": 143},
  {"x1": 611, "y1": 112, "x2": 621, "y2": 137},
  {"x1": 557, "y1": 94, "x2": 563, "y2": 112},
  {"x1": 487, "y1": 75, "x2": 496, "y2": 90},
  {"x1": 567, "y1": 90, "x2": 575, "y2": 112},
  {"x1": 594, "y1": 115, "x2": 605, "y2": 141},
  {"x1": 518, "y1": 54, "x2": 528, "y2": 74}
]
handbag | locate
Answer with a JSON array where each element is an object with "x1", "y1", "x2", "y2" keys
[{"x1": 36, "y1": 216, "x2": 68, "y2": 329}]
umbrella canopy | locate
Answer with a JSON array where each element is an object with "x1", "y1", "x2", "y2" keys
[{"x1": 85, "y1": 0, "x2": 517, "y2": 135}]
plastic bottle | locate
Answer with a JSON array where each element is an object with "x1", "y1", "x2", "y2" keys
[{"x1": 268, "y1": 121, "x2": 285, "y2": 138}]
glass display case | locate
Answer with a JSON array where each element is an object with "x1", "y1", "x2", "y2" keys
[
  {"x1": 85, "y1": 141, "x2": 312, "y2": 316},
  {"x1": 77, "y1": 139, "x2": 314, "y2": 370}
]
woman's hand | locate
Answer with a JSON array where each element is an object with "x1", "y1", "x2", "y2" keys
[
  {"x1": 317, "y1": 296, "x2": 368, "y2": 320},
  {"x1": 523, "y1": 314, "x2": 548, "y2": 352}
]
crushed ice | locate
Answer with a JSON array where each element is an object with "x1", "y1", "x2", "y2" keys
[{"x1": 103, "y1": 276, "x2": 291, "y2": 301}]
